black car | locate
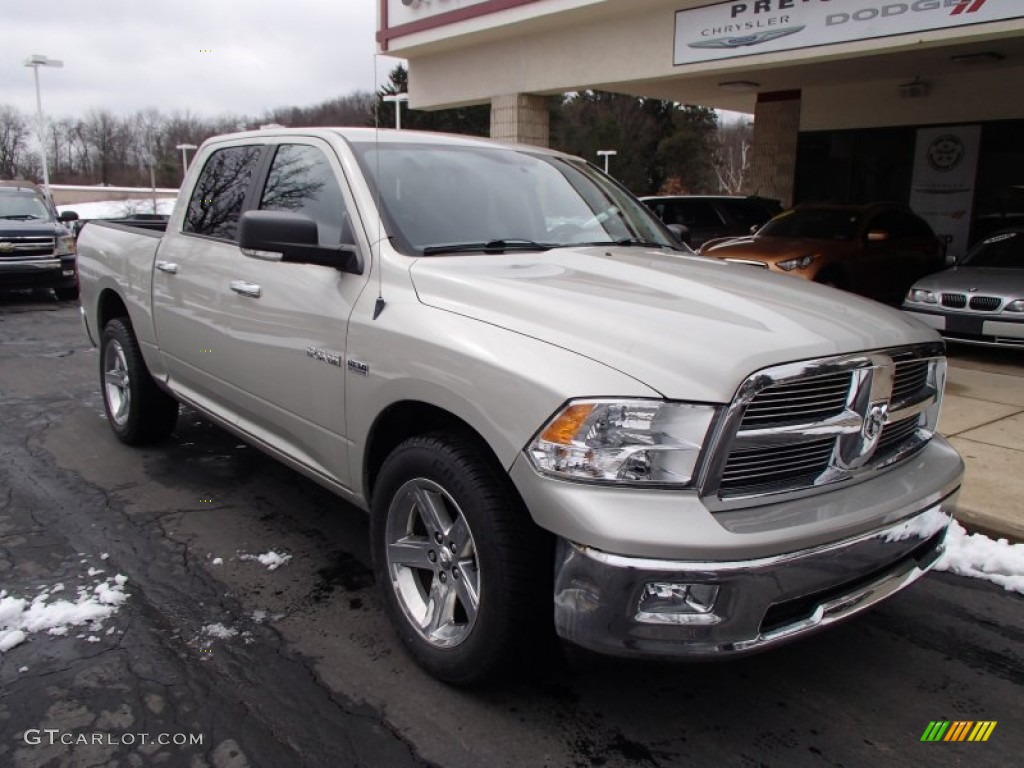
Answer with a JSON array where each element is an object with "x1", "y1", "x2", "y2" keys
[
  {"x1": 0, "y1": 181, "x2": 79, "y2": 300},
  {"x1": 640, "y1": 194, "x2": 782, "y2": 248}
]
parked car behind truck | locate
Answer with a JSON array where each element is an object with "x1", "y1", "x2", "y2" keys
[
  {"x1": 77, "y1": 128, "x2": 963, "y2": 684},
  {"x1": 0, "y1": 181, "x2": 79, "y2": 300}
]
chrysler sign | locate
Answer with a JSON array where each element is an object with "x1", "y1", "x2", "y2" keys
[{"x1": 675, "y1": 0, "x2": 1024, "y2": 66}]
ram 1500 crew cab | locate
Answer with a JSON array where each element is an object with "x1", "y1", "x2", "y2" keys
[{"x1": 77, "y1": 128, "x2": 963, "y2": 684}]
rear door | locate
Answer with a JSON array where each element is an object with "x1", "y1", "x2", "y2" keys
[{"x1": 152, "y1": 141, "x2": 268, "y2": 417}]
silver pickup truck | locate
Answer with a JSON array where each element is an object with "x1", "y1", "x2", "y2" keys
[{"x1": 77, "y1": 128, "x2": 964, "y2": 684}]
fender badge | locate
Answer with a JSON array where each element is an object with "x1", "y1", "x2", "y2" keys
[{"x1": 346, "y1": 359, "x2": 369, "y2": 376}]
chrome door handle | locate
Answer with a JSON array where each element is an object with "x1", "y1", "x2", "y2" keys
[
  {"x1": 155, "y1": 261, "x2": 178, "y2": 274},
  {"x1": 230, "y1": 279, "x2": 262, "y2": 298}
]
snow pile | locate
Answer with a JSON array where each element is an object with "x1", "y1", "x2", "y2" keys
[
  {"x1": 201, "y1": 623, "x2": 238, "y2": 640},
  {"x1": 239, "y1": 551, "x2": 292, "y2": 571},
  {"x1": 58, "y1": 197, "x2": 176, "y2": 220},
  {"x1": 0, "y1": 574, "x2": 129, "y2": 653},
  {"x1": 936, "y1": 523, "x2": 1024, "y2": 595}
]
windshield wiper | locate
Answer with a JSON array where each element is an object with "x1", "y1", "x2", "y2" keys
[
  {"x1": 0, "y1": 214, "x2": 41, "y2": 220},
  {"x1": 421, "y1": 239, "x2": 553, "y2": 255},
  {"x1": 577, "y1": 238, "x2": 676, "y2": 250}
]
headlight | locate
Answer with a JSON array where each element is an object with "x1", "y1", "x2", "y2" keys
[
  {"x1": 906, "y1": 288, "x2": 938, "y2": 304},
  {"x1": 777, "y1": 254, "x2": 815, "y2": 271},
  {"x1": 55, "y1": 235, "x2": 76, "y2": 256},
  {"x1": 527, "y1": 399, "x2": 717, "y2": 487}
]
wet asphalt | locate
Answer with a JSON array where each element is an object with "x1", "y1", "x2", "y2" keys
[{"x1": 0, "y1": 293, "x2": 1021, "y2": 768}]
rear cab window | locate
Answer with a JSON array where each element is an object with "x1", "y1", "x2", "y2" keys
[{"x1": 183, "y1": 145, "x2": 264, "y2": 241}]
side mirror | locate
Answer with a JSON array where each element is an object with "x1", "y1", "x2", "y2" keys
[
  {"x1": 59, "y1": 210, "x2": 79, "y2": 222},
  {"x1": 238, "y1": 210, "x2": 360, "y2": 274},
  {"x1": 866, "y1": 230, "x2": 889, "y2": 243},
  {"x1": 667, "y1": 223, "x2": 691, "y2": 246}
]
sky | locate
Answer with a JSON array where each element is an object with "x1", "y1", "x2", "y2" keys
[{"x1": 1, "y1": 0, "x2": 403, "y2": 120}]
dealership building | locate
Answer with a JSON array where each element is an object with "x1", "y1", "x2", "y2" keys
[{"x1": 378, "y1": 0, "x2": 1024, "y2": 256}]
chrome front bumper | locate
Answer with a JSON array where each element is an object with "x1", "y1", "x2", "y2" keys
[{"x1": 553, "y1": 494, "x2": 956, "y2": 657}]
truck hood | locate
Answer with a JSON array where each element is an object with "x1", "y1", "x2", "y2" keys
[
  {"x1": 0, "y1": 220, "x2": 65, "y2": 237},
  {"x1": 409, "y1": 247, "x2": 938, "y2": 402}
]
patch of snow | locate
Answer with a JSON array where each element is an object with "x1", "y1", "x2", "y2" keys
[
  {"x1": 0, "y1": 630, "x2": 26, "y2": 652},
  {"x1": 240, "y1": 551, "x2": 292, "y2": 571},
  {"x1": 251, "y1": 609, "x2": 267, "y2": 623},
  {"x1": 100, "y1": 553, "x2": 110, "y2": 560},
  {"x1": 211, "y1": 558, "x2": 224, "y2": 566},
  {"x1": 18, "y1": 666, "x2": 28, "y2": 673},
  {"x1": 936, "y1": 523, "x2": 1024, "y2": 595},
  {"x1": 0, "y1": 573, "x2": 130, "y2": 653},
  {"x1": 201, "y1": 623, "x2": 238, "y2": 640},
  {"x1": 86, "y1": 567, "x2": 105, "y2": 577},
  {"x1": 58, "y1": 198, "x2": 176, "y2": 219},
  {"x1": 86, "y1": 636, "x2": 101, "y2": 643}
]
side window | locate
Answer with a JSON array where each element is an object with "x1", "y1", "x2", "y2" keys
[
  {"x1": 259, "y1": 144, "x2": 352, "y2": 246},
  {"x1": 667, "y1": 200, "x2": 723, "y2": 229},
  {"x1": 183, "y1": 145, "x2": 263, "y2": 241}
]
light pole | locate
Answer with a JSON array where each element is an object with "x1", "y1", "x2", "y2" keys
[
  {"x1": 597, "y1": 150, "x2": 617, "y2": 175},
  {"x1": 383, "y1": 93, "x2": 409, "y2": 130},
  {"x1": 176, "y1": 143, "x2": 198, "y2": 182},
  {"x1": 23, "y1": 54, "x2": 63, "y2": 200}
]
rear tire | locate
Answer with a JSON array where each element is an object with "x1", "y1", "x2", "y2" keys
[
  {"x1": 100, "y1": 318, "x2": 178, "y2": 445},
  {"x1": 371, "y1": 432, "x2": 549, "y2": 686}
]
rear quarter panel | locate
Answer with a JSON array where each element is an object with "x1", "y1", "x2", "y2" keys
[{"x1": 78, "y1": 222, "x2": 165, "y2": 375}]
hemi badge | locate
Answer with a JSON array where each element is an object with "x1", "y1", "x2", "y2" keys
[{"x1": 347, "y1": 359, "x2": 369, "y2": 376}]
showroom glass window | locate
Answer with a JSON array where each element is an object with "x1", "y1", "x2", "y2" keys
[
  {"x1": 259, "y1": 144, "x2": 352, "y2": 246},
  {"x1": 183, "y1": 145, "x2": 263, "y2": 241}
]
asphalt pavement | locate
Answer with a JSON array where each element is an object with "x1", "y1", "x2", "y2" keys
[{"x1": 1, "y1": 294, "x2": 1021, "y2": 768}]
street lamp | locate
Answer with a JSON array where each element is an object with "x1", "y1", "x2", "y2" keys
[
  {"x1": 23, "y1": 54, "x2": 63, "y2": 200},
  {"x1": 596, "y1": 150, "x2": 617, "y2": 175},
  {"x1": 176, "y1": 143, "x2": 198, "y2": 182},
  {"x1": 383, "y1": 93, "x2": 409, "y2": 130}
]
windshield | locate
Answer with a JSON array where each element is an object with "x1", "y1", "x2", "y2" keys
[
  {"x1": 351, "y1": 142, "x2": 678, "y2": 254},
  {"x1": 0, "y1": 190, "x2": 53, "y2": 221},
  {"x1": 961, "y1": 231, "x2": 1023, "y2": 268},
  {"x1": 758, "y1": 209, "x2": 863, "y2": 240}
]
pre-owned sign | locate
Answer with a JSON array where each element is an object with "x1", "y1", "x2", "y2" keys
[{"x1": 674, "y1": 0, "x2": 1024, "y2": 66}]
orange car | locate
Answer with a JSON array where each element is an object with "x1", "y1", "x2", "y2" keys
[{"x1": 699, "y1": 203, "x2": 945, "y2": 304}]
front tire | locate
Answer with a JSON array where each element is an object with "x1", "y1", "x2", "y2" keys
[
  {"x1": 371, "y1": 432, "x2": 549, "y2": 686},
  {"x1": 100, "y1": 318, "x2": 178, "y2": 445}
]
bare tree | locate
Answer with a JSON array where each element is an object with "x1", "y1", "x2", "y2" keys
[
  {"x1": 83, "y1": 110, "x2": 129, "y2": 185},
  {"x1": 716, "y1": 119, "x2": 753, "y2": 195},
  {"x1": 0, "y1": 105, "x2": 29, "y2": 179}
]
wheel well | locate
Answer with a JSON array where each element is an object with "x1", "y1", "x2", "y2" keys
[
  {"x1": 97, "y1": 289, "x2": 130, "y2": 333},
  {"x1": 364, "y1": 401, "x2": 505, "y2": 504}
]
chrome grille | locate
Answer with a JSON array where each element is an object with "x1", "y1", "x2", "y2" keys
[
  {"x1": 0, "y1": 236, "x2": 55, "y2": 258},
  {"x1": 739, "y1": 372, "x2": 851, "y2": 426},
  {"x1": 704, "y1": 344, "x2": 945, "y2": 506},
  {"x1": 968, "y1": 296, "x2": 1001, "y2": 312},
  {"x1": 941, "y1": 293, "x2": 966, "y2": 308}
]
